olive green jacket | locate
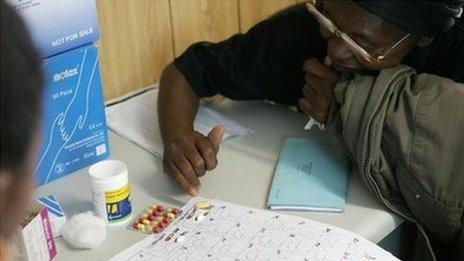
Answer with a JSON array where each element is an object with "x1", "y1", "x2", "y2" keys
[{"x1": 327, "y1": 65, "x2": 464, "y2": 260}]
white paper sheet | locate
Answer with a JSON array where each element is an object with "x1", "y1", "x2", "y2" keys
[
  {"x1": 105, "y1": 88, "x2": 251, "y2": 158},
  {"x1": 110, "y1": 198, "x2": 399, "y2": 261}
]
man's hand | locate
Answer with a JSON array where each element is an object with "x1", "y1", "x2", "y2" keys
[
  {"x1": 163, "y1": 125, "x2": 224, "y2": 196},
  {"x1": 298, "y1": 58, "x2": 340, "y2": 123}
]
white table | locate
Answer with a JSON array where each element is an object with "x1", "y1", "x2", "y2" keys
[{"x1": 36, "y1": 100, "x2": 403, "y2": 260}]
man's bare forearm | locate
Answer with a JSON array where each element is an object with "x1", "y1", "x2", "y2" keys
[
  {"x1": 158, "y1": 63, "x2": 199, "y2": 144},
  {"x1": 158, "y1": 63, "x2": 223, "y2": 196}
]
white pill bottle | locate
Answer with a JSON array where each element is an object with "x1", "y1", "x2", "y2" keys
[{"x1": 89, "y1": 160, "x2": 132, "y2": 224}]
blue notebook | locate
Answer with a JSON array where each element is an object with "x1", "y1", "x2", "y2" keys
[{"x1": 267, "y1": 138, "x2": 349, "y2": 212}]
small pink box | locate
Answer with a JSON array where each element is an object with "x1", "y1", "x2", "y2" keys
[{"x1": 11, "y1": 202, "x2": 57, "y2": 261}]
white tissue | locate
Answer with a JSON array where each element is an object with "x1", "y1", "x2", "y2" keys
[
  {"x1": 304, "y1": 116, "x2": 325, "y2": 130},
  {"x1": 63, "y1": 211, "x2": 106, "y2": 249}
]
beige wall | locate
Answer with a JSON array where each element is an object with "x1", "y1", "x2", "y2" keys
[{"x1": 96, "y1": 0, "x2": 305, "y2": 100}]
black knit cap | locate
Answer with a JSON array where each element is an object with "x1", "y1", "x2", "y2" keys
[{"x1": 353, "y1": 0, "x2": 464, "y2": 37}]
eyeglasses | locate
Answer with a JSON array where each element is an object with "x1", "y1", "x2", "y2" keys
[{"x1": 306, "y1": 0, "x2": 412, "y2": 64}]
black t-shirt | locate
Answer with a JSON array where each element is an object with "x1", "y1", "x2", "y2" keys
[{"x1": 174, "y1": 4, "x2": 464, "y2": 106}]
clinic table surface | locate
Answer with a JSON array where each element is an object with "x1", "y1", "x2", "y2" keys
[{"x1": 36, "y1": 99, "x2": 403, "y2": 261}]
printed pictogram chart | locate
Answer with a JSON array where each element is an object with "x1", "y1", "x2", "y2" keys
[{"x1": 111, "y1": 198, "x2": 399, "y2": 261}]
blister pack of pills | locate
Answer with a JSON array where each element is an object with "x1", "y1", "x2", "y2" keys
[{"x1": 129, "y1": 203, "x2": 181, "y2": 234}]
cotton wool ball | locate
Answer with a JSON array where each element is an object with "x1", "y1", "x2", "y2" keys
[{"x1": 63, "y1": 211, "x2": 106, "y2": 249}]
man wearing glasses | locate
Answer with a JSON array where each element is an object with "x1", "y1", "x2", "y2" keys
[{"x1": 157, "y1": 1, "x2": 463, "y2": 260}]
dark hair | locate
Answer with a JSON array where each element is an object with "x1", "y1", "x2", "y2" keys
[
  {"x1": 1, "y1": 1, "x2": 44, "y2": 170},
  {"x1": 406, "y1": 17, "x2": 464, "y2": 83}
]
